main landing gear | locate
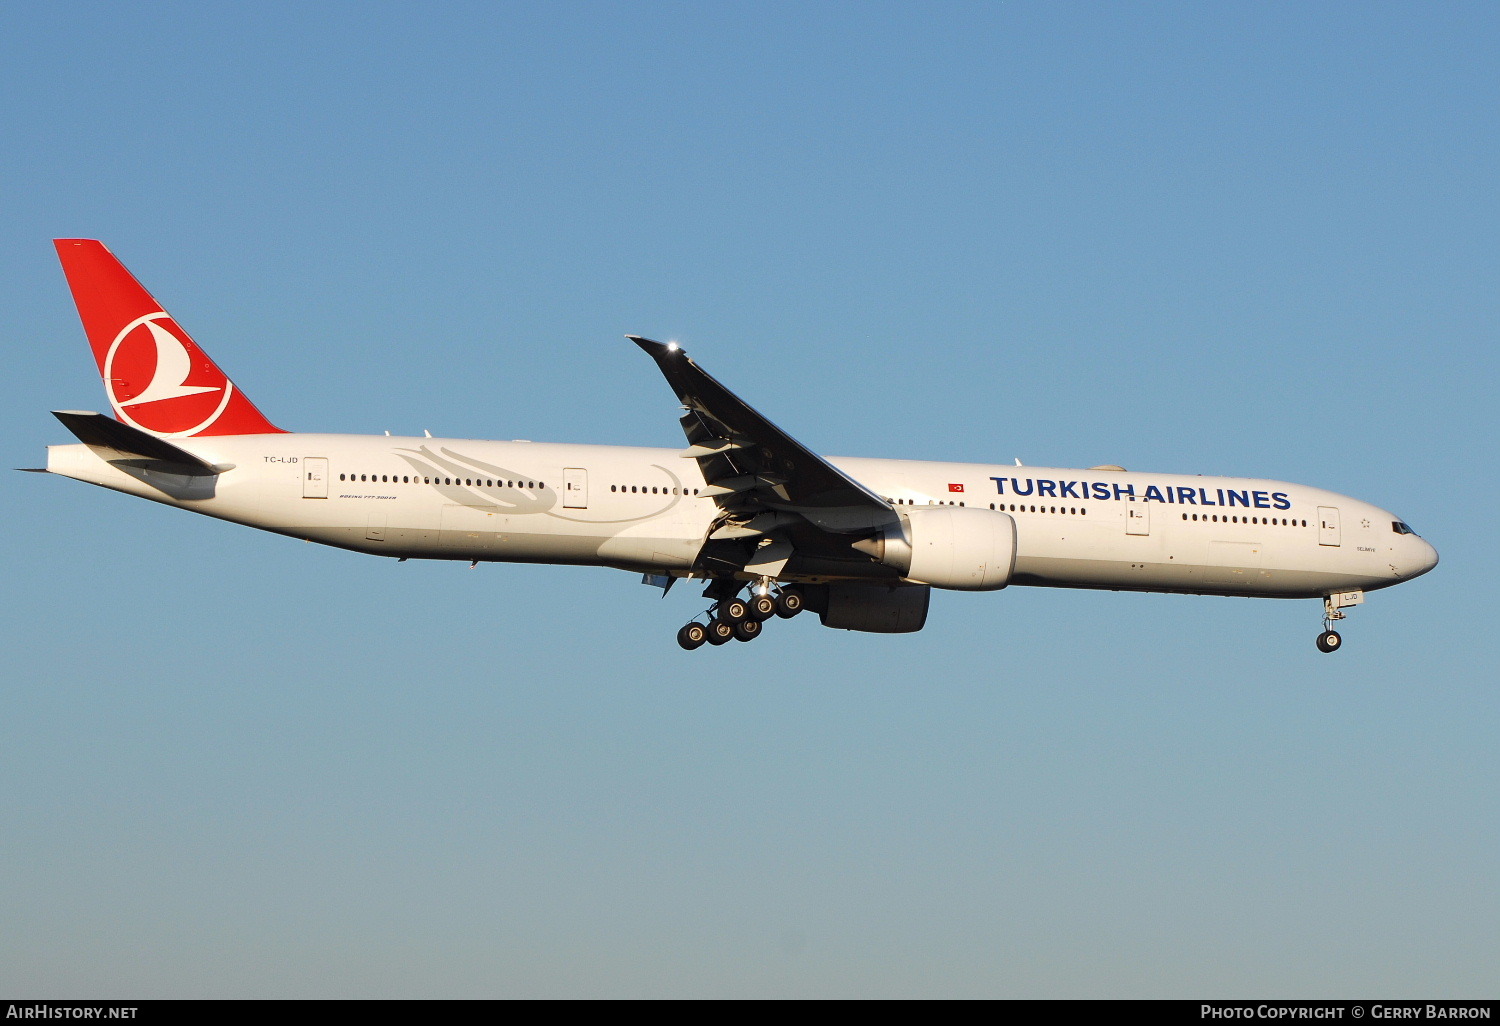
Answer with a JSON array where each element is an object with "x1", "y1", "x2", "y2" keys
[
  {"x1": 1315, "y1": 590, "x2": 1364, "y2": 654},
  {"x1": 676, "y1": 580, "x2": 805, "y2": 650}
]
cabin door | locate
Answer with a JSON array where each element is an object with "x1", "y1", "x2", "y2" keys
[
  {"x1": 563, "y1": 467, "x2": 588, "y2": 509},
  {"x1": 1318, "y1": 506, "x2": 1341, "y2": 546},
  {"x1": 302, "y1": 457, "x2": 329, "y2": 498}
]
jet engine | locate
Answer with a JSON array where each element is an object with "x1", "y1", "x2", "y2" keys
[{"x1": 851, "y1": 505, "x2": 1017, "y2": 591}]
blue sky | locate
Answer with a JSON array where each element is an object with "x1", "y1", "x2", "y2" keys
[{"x1": 2, "y1": 1, "x2": 1495, "y2": 998}]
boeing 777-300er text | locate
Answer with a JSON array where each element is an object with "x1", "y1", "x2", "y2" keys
[{"x1": 31, "y1": 240, "x2": 1438, "y2": 651}]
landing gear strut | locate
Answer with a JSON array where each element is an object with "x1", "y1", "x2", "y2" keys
[
  {"x1": 676, "y1": 577, "x2": 803, "y2": 650},
  {"x1": 1316, "y1": 591, "x2": 1364, "y2": 654}
]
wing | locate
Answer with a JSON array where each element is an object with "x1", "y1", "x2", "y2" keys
[{"x1": 631, "y1": 336, "x2": 901, "y2": 580}]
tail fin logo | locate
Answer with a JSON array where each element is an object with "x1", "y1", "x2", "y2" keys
[{"x1": 104, "y1": 312, "x2": 235, "y2": 437}]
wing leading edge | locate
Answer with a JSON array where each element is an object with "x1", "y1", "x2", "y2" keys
[{"x1": 630, "y1": 336, "x2": 899, "y2": 579}]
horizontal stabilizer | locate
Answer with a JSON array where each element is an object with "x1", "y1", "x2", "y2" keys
[{"x1": 52, "y1": 410, "x2": 224, "y2": 476}]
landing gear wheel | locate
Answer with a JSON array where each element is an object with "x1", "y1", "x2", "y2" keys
[
  {"x1": 748, "y1": 594, "x2": 777, "y2": 621},
  {"x1": 706, "y1": 618, "x2": 735, "y2": 646},
  {"x1": 718, "y1": 597, "x2": 750, "y2": 623},
  {"x1": 734, "y1": 618, "x2": 762, "y2": 642},
  {"x1": 1316, "y1": 630, "x2": 1342, "y2": 654},
  {"x1": 775, "y1": 588, "x2": 804, "y2": 618},
  {"x1": 677, "y1": 622, "x2": 708, "y2": 651}
]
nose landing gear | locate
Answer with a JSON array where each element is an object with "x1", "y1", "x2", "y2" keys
[{"x1": 1316, "y1": 590, "x2": 1364, "y2": 653}]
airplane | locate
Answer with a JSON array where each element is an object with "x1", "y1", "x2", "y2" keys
[{"x1": 30, "y1": 239, "x2": 1438, "y2": 652}]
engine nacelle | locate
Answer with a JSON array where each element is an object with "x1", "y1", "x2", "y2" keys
[
  {"x1": 817, "y1": 582, "x2": 931, "y2": 633},
  {"x1": 853, "y1": 505, "x2": 1016, "y2": 591}
]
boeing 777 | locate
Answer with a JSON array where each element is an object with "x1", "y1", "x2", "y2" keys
[{"x1": 31, "y1": 240, "x2": 1438, "y2": 651}]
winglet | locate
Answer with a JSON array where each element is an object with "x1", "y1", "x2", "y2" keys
[{"x1": 631, "y1": 334, "x2": 694, "y2": 359}]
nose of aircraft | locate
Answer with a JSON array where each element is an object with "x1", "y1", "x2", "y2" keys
[{"x1": 1406, "y1": 537, "x2": 1439, "y2": 579}]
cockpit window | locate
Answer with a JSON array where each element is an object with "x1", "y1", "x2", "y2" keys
[{"x1": 1392, "y1": 521, "x2": 1417, "y2": 535}]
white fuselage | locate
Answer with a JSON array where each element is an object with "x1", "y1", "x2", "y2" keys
[{"x1": 45, "y1": 432, "x2": 1438, "y2": 600}]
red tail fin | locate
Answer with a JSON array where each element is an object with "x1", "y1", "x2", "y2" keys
[{"x1": 54, "y1": 239, "x2": 283, "y2": 437}]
